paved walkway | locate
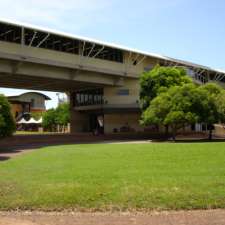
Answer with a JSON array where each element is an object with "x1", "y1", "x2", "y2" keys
[{"x1": 1, "y1": 210, "x2": 225, "y2": 225}]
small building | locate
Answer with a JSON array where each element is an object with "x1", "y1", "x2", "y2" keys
[{"x1": 7, "y1": 92, "x2": 51, "y2": 120}]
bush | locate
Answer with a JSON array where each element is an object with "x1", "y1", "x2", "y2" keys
[
  {"x1": 0, "y1": 94, "x2": 16, "y2": 138},
  {"x1": 42, "y1": 108, "x2": 57, "y2": 132},
  {"x1": 31, "y1": 111, "x2": 44, "y2": 120},
  {"x1": 42, "y1": 103, "x2": 70, "y2": 132}
]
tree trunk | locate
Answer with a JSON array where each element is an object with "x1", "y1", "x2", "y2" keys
[
  {"x1": 165, "y1": 125, "x2": 169, "y2": 137},
  {"x1": 208, "y1": 129, "x2": 213, "y2": 140},
  {"x1": 172, "y1": 127, "x2": 176, "y2": 141}
]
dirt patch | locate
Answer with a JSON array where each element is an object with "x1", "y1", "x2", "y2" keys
[{"x1": 0, "y1": 210, "x2": 225, "y2": 225}]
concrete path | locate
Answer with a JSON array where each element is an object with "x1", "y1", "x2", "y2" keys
[{"x1": 1, "y1": 210, "x2": 225, "y2": 225}]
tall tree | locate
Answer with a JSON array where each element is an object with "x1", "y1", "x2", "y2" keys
[
  {"x1": 216, "y1": 91, "x2": 225, "y2": 124},
  {"x1": 141, "y1": 80, "x2": 225, "y2": 140},
  {"x1": 139, "y1": 65, "x2": 192, "y2": 110},
  {"x1": 55, "y1": 103, "x2": 70, "y2": 131},
  {"x1": 42, "y1": 108, "x2": 57, "y2": 132},
  {"x1": 198, "y1": 83, "x2": 225, "y2": 139},
  {"x1": 0, "y1": 94, "x2": 16, "y2": 138},
  {"x1": 141, "y1": 84, "x2": 198, "y2": 140},
  {"x1": 42, "y1": 103, "x2": 70, "y2": 132}
]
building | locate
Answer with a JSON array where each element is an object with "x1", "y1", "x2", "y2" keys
[
  {"x1": 7, "y1": 92, "x2": 51, "y2": 121},
  {"x1": 0, "y1": 19, "x2": 224, "y2": 134}
]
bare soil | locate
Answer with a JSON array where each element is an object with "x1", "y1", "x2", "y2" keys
[{"x1": 0, "y1": 210, "x2": 225, "y2": 225}]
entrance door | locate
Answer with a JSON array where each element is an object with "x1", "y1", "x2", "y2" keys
[{"x1": 89, "y1": 114, "x2": 104, "y2": 134}]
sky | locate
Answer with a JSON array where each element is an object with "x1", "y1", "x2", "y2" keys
[{"x1": 0, "y1": 0, "x2": 225, "y2": 108}]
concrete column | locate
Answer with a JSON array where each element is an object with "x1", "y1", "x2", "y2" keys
[{"x1": 69, "y1": 92, "x2": 89, "y2": 133}]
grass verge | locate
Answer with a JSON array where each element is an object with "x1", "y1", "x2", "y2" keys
[{"x1": 0, "y1": 142, "x2": 225, "y2": 211}]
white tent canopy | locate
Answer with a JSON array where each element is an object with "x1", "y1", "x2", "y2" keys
[
  {"x1": 17, "y1": 117, "x2": 43, "y2": 124},
  {"x1": 36, "y1": 118, "x2": 43, "y2": 123},
  {"x1": 17, "y1": 118, "x2": 28, "y2": 124}
]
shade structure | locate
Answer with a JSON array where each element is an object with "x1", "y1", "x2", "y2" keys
[
  {"x1": 17, "y1": 118, "x2": 28, "y2": 124},
  {"x1": 17, "y1": 117, "x2": 42, "y2": 124},
  {"x1": 36, "y1": 117, "x2": 43, "y2": 123}
]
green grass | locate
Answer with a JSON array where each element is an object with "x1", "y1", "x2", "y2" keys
[
  {"x1": 15, "y1": 131, "x2": 60, "y2": 135},
  {"x1": 0, "y1": 142, "x2": 225, "y2": 211}
]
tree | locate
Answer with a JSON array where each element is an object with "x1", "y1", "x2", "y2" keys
[
  {"x1": 139, "y1": 65, "x2": 192, "y2": 110},
  {"x1": 216, "y1": 91, "x2": 225, "y2": 124},
  {"x1": 31, "y1": 111, "x2": 43, "y2": 120},
  {"x1": 198, "y1": 83, "x2": 225, "y2": 139},
  {"x1": 141, "y1": 80, "x2": 225, "y2": 140},
  {"x1": 42, "y1": 108, "x2": 57, "y2": 132},
  {"x1": 55, "y1": 103, "x2": 70, "y2": 126},
  {"x1": 55, "y1": 103, "x2": 70, "y2": 132},
  {"x1": 42, "y1": 103, "x2": 70, "y2": 132},
  {"x1": 141, "y1": 84, "x2": 199, "y2": 140},
  {"x1": 0, "y1": 94, "x2": 16, "y2": 138}
]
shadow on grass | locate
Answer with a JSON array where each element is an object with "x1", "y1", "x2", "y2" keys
[
  {"x1": 0, "y1": 156, "x2": 10, "y2": 161},
  {"x1": 172, "y1": 138, "x2": 225, "y2": 143},
  {"x1": 0, "y1": 142, "x2": 86, "y2": 162},
  {"x1": 0, "y1": 134, "x2": 224, "y2": 162}
]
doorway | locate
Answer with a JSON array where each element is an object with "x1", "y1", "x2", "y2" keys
[{"x1": 89, "y1": 114, "x2": 104, "y2": 135}]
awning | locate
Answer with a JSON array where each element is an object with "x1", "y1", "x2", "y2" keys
[{"x1": 17, "y1": 117, "x2": 42, "y2": 124}]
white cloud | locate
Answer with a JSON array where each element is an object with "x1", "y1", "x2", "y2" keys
[
  {"x1": 0, "y1": 0, "x2": 111, "y2": 31},
  {"x1": 0, "y1": 0, "x2": 113, "y2": 108}
]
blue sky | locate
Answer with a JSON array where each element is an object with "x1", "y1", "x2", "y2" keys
[{"x1": 0, "y1": 0, "x2": 224, "y2": 108}]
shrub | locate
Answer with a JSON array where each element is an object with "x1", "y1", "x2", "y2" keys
[{"x1": 0, "y1": 94, "x2": 16, "y2": 138}]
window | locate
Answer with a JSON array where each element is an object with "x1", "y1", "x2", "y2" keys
[
  {"x1": 73, "y1": 89, "x2": 103, "y2": 107},
  {"x1": 0, "y1": 22, "x2": 124, "y2": 64},
  {"x1": 117, "y1": 89, "x2": 129, "y2": 96}
]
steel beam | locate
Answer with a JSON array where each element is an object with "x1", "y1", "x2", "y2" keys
[{"x1": 36, "y1": 33, "x2": 50, "y2": 48}]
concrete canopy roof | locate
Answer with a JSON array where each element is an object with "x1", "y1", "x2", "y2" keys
[{"x1": 0, "y1": 18, "x2": 224, "y2": 75}]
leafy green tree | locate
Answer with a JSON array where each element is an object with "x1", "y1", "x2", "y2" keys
[
  {"x1": 31, "y1": 111, "x2": 43, "y2": 120},
  {"x1": 139, "y1": 65, "x2": 192, "y2": 110},
  {"x1": 141, "y1": 84, "x2": 199, "y2": 140},
  {"x1": 55, "y1": 103, "x2": 70, "y2": 127},
  {"x1": 216, "y1": 91, "x2": 225, "y2": 123},
  {"x1": 42, "y1": 103, "x2": 70, "y2": 132},
  {"x1": 0, "y1": 94, "x2": 16, "y2": 138},
  {"x1": 198, "y1": 83, "x2": 225, "y2": 139},
  {"x1": 141, "y1": 81, "x2": 225, "y2": 140},
  {"x1": 42, "y1": 108, "x2": 57, "y2": 132}
]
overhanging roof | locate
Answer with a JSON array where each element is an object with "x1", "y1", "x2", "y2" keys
[
  {"x1": 0, "y1": 18, "x2": 224, "y2": 75},
  {"x1": 7, "y1": 91, "x2": 51, "y2": 100}
]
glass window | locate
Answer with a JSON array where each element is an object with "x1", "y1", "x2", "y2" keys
[
  {"x1": 73, "y1": 89, "x2": 103, "y2": 106},
  {"x1": 117, "y1": 89, "x2": 129, "y2": 96}
]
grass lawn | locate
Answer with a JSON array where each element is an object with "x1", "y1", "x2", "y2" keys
[
  {"x1": 15, "y1": 131, "x2": 61, "y2": 135},
  {"x1": 0, "y1": 142, "x2": 225, "y2": 211}
]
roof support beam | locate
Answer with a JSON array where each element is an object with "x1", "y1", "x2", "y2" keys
[
  {"x1": 0, "y1": 30, "x2": 13, "y2": 37},
  {"x1": 81, "y1": 41, "x2": 86, "y2": 57},
  {"x1": 92, "y1": 46, "x2": 104, "y2": 58},
  {"x1": 127, "y1": 51, "x2": 132, "y2": 63},
  {"x1": 215, "y1": 73, "x2": 225, "y2": 81},
  {"x1": 133, "y1": 54, "x2": 140, "y2": 61},
  {"x1": 136, "y1": 55, "x2": 146, "y2": 66},
  {"x1": 87, "y1": 43, "x2": 95, "y2": 57},
  {"x1": 29, "y1": 31, "x2": 37, "y2": 47},
  {"x1": 21, "y1": 27, "x2": 25, "y2": 46},
  {"x1": 36, "y1": 33, "x2": 50, "y2": 48},
  {"x1": 197, "y1": 69, "x2": 205, "y2": 76}
]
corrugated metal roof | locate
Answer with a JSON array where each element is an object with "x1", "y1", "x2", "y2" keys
[{"x1": 0, "y1": 18, "x2": 224, "y2": 75}]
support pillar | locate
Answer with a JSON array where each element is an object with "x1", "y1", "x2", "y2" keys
[{"x1": 69, "y1": 92, "x2": 89, "y2": 133}]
